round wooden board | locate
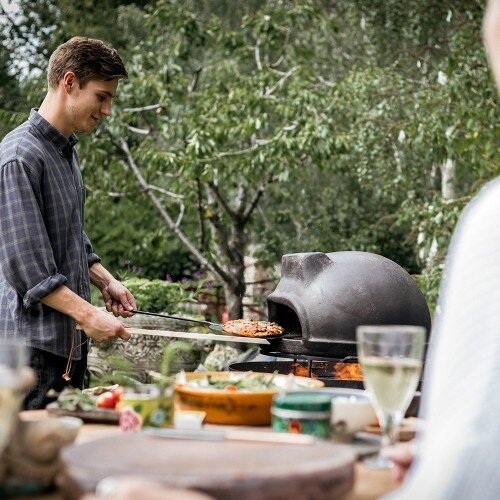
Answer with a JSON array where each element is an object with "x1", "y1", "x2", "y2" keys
[{"x1": 59, "y1": 433, "x2": 355, "y2": 500}]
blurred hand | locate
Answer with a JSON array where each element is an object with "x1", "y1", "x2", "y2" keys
[
  {"x1": 101, "y1": 280, "x2": 136, "y2": 318},
  {"x1": 82, "y1": 476, "x2": 213, "y2": 500},
  {"x1": 79, "y1": 307, "x2": 131, "y2": 343},
  {"x1": 385, "y1": 441, "x2": 415, "y2": 483}
]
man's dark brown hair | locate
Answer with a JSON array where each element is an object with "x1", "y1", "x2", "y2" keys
[{"x1": 47, "y1": 37, "x2": 128, "y2": 90}]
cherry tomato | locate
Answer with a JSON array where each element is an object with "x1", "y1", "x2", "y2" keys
[{"x1": 96, "y1": 391, "x2": 117, "y2": 409}]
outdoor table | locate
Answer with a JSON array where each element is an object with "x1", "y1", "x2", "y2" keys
[{"x1": 21, "y1": 410, "x2": 399, "y2": 499}]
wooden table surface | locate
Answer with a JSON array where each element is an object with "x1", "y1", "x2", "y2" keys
[{"x1": 21, "y1": 411, "x2": 399, "y2": 499}]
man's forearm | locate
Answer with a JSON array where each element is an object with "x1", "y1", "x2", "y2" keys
[
  {"x1": 41, "y1": 284, "x2": 131, "y2": 343},
  {"x1": 89, "y1": 264, "x2": 135, "y2": 317},
  {"x1": 89, "y1": 262, "x2": 116, "y2": 291},
  {"x1": 41, "y1": 285, "x2": 96, "y2": 324}
]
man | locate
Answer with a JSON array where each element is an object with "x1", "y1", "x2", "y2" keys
[{"x1": 0, "y1": 37, "x2": 136, "y2": 410}]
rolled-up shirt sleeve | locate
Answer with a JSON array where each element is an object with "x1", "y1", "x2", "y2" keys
[
  {"x1": 0, "y1": 160, "x2": 67, "y2": 309},
  {"x1": 83, "y1": 231, "x2": 101, "y2": 267}
]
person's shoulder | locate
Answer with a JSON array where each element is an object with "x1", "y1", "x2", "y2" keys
[
  {"x1": 0, "y1": 119, "x2": 45, "y2": 172},
  {"x1": 466, "y1": 177, "x2": 500, "y2": 215},
  {"x1": 454, "y1": 177, "x2": 500, "y2": 241}
]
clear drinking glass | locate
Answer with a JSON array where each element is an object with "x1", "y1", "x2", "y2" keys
[
  {"x1": 357, "y1": 325, "x2": 425, "y2": 469},
  {"x1": 0, "y1": 341, "x2": 27, "y2": 455}
]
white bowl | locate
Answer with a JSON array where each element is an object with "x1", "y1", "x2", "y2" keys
[{"x1": 310, "y1": 388, "x2": 377, "y2": 435}]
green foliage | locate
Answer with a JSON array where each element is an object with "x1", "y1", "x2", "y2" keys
[
  {"x1": 158, "y1": 341, "x2": 192, "y2": 385},
  {"x1": 83, "y1": 188, "x2": 199, "y2": 279},
  {"x1": 121, "y1": 277, "x2": 206, "y2": 314},
  {"x1": 1, "y1": 0, "x2": 499, "y2": 313},
  {"x1": 0, "y1": 108, "x2": 27, "y2": 132},
  {"x1": 415, "y1": 265, "x2": 444, "y2": 316},
  {"x1": 91, "y1": 355, "x2": 140, "y2": 387},
  {"x1": 91, "y1": 342, "x2": 193, "y2": 387}
]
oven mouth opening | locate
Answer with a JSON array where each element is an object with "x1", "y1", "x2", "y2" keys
[{"x1": 268, "y1": 301, "x2": 302, "y2": 337}]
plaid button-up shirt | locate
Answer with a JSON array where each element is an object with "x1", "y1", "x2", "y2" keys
[{"x1": 0, "y1": 109, "x2": 100, "y2": 359}]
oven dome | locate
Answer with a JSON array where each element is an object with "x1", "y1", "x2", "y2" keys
[{"x1": 267, "y1": 251, "x2": 431, "y2": 357}]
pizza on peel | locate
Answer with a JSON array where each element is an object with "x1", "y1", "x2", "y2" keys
[{"x1": 222, "y1": 319, "x2": 284, "y2": 338}]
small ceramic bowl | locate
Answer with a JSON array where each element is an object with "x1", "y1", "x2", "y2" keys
[
  {"x1": 174, "y1": 371, "x2": 324, "y2": 425},
  {"x1": 56, "y1": 416, "x2": 84, "y2": 437},
  {"x1": 307, "y1": 388, "x2": 377, "y2": 435}
]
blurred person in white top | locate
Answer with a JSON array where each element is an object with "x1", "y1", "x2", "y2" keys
[{"x1": 386, "y1": 0, "x2": 500, "y2": 498}]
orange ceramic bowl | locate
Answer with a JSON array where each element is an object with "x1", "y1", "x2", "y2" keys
[{"x1": 174, "y1": 371, "x2": 324, "y2": 426}]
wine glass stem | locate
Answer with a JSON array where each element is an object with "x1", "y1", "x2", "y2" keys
[{"x1": 382, "y1": 413, "x2": 398, "y2": 447}]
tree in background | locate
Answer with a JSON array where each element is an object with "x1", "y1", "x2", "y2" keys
[{"x1": 1, "y1": 0, "x2": 498, "y2": 317}]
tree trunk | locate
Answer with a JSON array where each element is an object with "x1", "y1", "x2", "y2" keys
[
  {"x1": 223, "y1": 282, "x2": 245, "y2": 320},
  {"x1": 440, "y1": 158, "x2": 456, "y2": 201},
  {"x1": 420, "y1": 159, "x2": 457, "y2": 269},
  {"x1": 221, "y1": 242, "x2": 246, "y2": 320},
  {"x1": 121, "y1": 139, "x2": 258, "y2": 321}
]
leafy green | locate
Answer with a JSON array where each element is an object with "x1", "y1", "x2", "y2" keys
[
  {"x1": 157, "y1": 341, "x2": 193, "y2": 390},
  {"x1": 56, "y1": 388, "x2": 98, "y2": 412},
  {"x1": 190, "y1": 371, "x2": 279, "y2": 391}
]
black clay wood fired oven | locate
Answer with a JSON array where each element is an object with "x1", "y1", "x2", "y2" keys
[
  {"x1": 265, "y1": 251, "x2": 431, "y2": 358},
  {"x1": 230, "y1": 251, "x2": 431, "y2": 399}
]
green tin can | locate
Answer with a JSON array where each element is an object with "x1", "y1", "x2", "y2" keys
[{"x1": 271, "y1": 392, "x2": 332, "y2": 439}]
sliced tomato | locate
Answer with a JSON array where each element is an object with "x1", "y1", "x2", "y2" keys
[{"x1": 225, "y1": 385, "x2": 238, "y2": 391}]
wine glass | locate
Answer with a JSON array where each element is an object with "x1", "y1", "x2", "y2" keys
[
  {"x1": 356, "y1": 325, "x2": 425, "y2": 469},
  {"x1": 0, "y1": 341, "x2": 27, "y2": 455}
]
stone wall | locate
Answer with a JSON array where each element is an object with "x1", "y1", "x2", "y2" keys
[{"x1": 87, "y1": 313, "x2": 213, "y2": 383}]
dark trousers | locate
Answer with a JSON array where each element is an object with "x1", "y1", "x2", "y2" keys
[{"x1": 23, "y1": 347, "x2": 88, "y2": 410}]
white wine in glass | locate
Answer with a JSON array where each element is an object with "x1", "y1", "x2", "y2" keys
[
  {"x1": 357, "y1": 325, "x2": 425, "y2": 469},
  {"x1": 0, "y1": 342, "x2": 27, "y2": 455}
]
